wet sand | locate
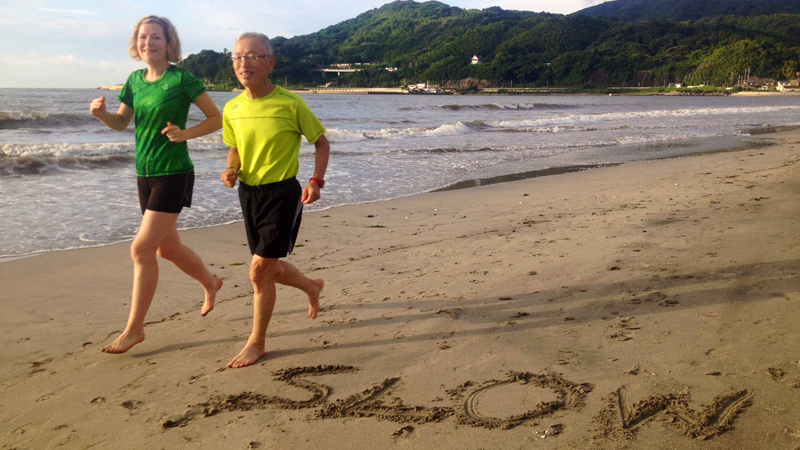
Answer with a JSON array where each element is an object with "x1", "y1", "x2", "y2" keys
[{"x1": 1, "y1": 129, "x2": 799, "y2": 449}]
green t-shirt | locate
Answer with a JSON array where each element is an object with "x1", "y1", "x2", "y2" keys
[
  {"x1": 119, "y1": 66, "x2": 205, "y2": 177},
  {"x1": 223, "y1": 86, "x2": 326, "y2": 186}
]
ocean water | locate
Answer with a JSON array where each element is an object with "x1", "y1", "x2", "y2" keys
[{"x1": 1, "y1": 88, "x2": 799, "y2": 258}]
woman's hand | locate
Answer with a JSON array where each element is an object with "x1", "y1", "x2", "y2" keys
[
  {"x1": 89, "y1": 97, "x2": 133, "y2": 131},
  {"x1": 89, "y1": 96, "x2": 107, "y2": 118},
  {"x1": 161, "y1": 122, "x2": 187, "y2": 142}
]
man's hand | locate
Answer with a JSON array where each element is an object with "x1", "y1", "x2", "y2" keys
[
  {"x1": 221, "y1": 167, "x2": 238, "y2": 188},
  {"x1": 302, "y1": 182, "x2": 321, "y2": 204}
]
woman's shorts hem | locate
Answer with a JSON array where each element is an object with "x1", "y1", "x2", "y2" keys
[{"x1": 137, "y1": 172, "x2": 194, "y2": 214}]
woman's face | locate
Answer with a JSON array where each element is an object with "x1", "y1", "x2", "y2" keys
[{"x1": 137, "y1": 22, "x2": 168, "y2": 65}]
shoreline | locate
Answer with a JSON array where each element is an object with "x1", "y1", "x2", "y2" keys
[
  {"x1": 277, "y1": 86, "x2": 800, "y2": 96},
  {"x1": 0, "y1": 129, "x2": 786, "y2": 261},
  {"x1": 2, "y1": 128, "x2": 799, "y2": 448},
  {"x1": 0, "y1": 131, "x2": 778, "y2": 262}
]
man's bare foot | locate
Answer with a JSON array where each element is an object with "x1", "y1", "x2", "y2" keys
[
  {"x1": 201, "y1": 277, "x2": 223, "y2": 317},
  {"x1": 308, "y1": 279, "x2": 324, "y2": 319},
  {"x1": 101, "y1": 330, "x2": 145, "y2": 354},
  {"x1": 227, "y1": 343, "x2": 266, "y2": 368}
]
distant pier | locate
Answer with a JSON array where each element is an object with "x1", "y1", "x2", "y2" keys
[
  {"x1": 292, "y1": 86, "x2": 574, "y2": 95},
  {"x1": 294, "y1": 87, "x2": 407, "y2": 95},
  {"x1": 479, "y1": 87, "x2": 568, "y2": 94}
]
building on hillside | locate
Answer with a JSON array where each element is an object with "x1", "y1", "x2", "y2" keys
[
  {"x1": 739, "y1": 77, "x2": 776, "y2": 89},
  {"x1": 471, "y1": 55, "x2": 483, "y2": 65},
  {"x1": 777, "y1": 80, "x2": 800, "y2": 91}
]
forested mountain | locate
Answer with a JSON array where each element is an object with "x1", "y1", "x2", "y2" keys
[
  {"x1": 178, "y1": 0, "x2": 800, "y2": 89},
  {"x1": 575, "y1": 0, "x2": 800, "y2": 22}
]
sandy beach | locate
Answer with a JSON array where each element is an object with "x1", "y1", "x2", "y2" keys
[{"x1": 2, "y1": 129, "x2": 799, "y2": 449}]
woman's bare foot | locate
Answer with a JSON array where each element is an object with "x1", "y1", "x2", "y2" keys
[
  {"x1": 227, "y1": 343, "x2": 266, "y2": 368},
  {"x1": 308, "y1": 279, "x2": 324, "y2": 319},
  {"x1": 101, "y1": 330, "x2": 145, "y2": 354},
  {"x1": 201, "y1": 277, "x2": 223, "y2": 317}
]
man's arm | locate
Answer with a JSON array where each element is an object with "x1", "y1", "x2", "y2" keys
[
  {"x1": 221, "y1": 147, "x2": 241, "y2": 188},
  {"x1": 302, "y1": 135, "x2": 330, "y2": 205}
]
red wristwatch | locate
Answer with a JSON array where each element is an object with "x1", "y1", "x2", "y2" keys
[{"x1": 310, "y1": 177, "x2": 325, "y2": 189}]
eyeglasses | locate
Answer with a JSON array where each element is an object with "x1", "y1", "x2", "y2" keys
[{"x1": 231, "y1": 54, "x2": 271, "y2": 63}]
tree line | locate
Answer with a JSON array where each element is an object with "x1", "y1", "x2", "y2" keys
[{"x1": 178, "y1": 0, "x2": 800, "y2": 90}]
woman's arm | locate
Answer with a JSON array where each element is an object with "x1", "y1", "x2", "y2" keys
[
  {"x1": 89, "y1": 96, "x2": 134, "y2": 131},
  {"x1": 162, "y1": 92, "x2": 222, "y2": 142}
]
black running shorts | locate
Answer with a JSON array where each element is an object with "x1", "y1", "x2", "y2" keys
[
  {"x1": 238, "y1": 177, "x2": 303, "y2": 258},
  {"x1": 137, "y1": 172, "x2": 194, "y2": 214}
]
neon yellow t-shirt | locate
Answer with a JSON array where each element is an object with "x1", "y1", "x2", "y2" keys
[{"x1": 222, "y1": 87, "x2": 326, "y2": 186}]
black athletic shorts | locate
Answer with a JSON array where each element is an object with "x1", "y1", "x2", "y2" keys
[
  {"x1": 137, "y1": 172, "x2": 194, "y2": 214},
  {"x1": 238, "y1": 177, "x2": 303, "y2": 258}
]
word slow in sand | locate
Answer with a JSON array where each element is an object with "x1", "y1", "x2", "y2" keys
[{"x1": 161, "y1": 365, "x2": 754, "y2": 442}]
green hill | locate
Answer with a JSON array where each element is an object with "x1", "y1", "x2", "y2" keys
[
  {"x1": 574, "y1": 0, "x2": 800, "y2": 22},
  {"x1": 179, "y1": 0, "x2": 800, "y2": 89}
]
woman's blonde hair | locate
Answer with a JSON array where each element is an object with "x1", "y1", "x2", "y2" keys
[{"x1": 128, "y1": 15, "x2": 181, "y2": 63}]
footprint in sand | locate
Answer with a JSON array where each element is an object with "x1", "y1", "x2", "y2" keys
[
  {"x1": 604, "y1": 316, "x2": 640, "y2": 341},
  {"x1": 766, "y1": 364, "x2": 800, "y2": 388},
  {"x1": 392, "y1": 425, "x2": 415, "y2": 438},
  {"x1": 121, "y1": 400, "x2": 143, "y2": 410}
]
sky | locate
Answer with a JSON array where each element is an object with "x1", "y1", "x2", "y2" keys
[{"x1": 0, "y1": 0, "x2": 606, "y2": 89}]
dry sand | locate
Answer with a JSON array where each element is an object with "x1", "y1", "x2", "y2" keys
[{"x1": 2, "y1": 130, "x2": 799, "y2": 449}]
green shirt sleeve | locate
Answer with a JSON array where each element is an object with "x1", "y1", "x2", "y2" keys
[
  {"x1": 118, "y1": 71, "x2": 136, "y2": 107},
  {"x1": 181, "y1": 70, "x2": 206, "y2": 103}
]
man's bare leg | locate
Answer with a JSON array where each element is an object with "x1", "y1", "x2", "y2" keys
[
  {"x1": 307, "y1": 279, "x2": 323, "y2": 319},
  {"x1": 273, "y1": 260, "x2": 324, "y2": 319},
  {"x1": 227, "y1": 257, "x2": 324, "y2": 368},
  {"x1": 156, "y1": 226, "x2": 223, "y2": 316},
  {"x1": 102, "y1": 211, "x2": 177, "y2": 354},
  {"x1": 228, "y1": 255, "x2": 277, "y2": 368}
]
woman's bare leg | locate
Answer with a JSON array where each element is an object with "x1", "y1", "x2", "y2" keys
[
  {"x1": 102, "y1": 211, "x2": 178, "y2": 353},
  {"x1": 156, "y1": 226, "x2": 223, "y2": 316}
]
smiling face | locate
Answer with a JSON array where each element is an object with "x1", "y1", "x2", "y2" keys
[
  {"x1": 232, "y1": 37, "x2": 275, "y2": 93},
  {"x1": 136, "y1": 22, "x2": 168, "y2": 66}
]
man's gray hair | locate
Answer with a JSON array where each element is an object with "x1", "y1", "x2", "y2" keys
[{"x1": 235, "y1": 32, "x2": 274, "y2": 56}]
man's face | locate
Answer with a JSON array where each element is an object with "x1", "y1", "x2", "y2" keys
[{"x1": 232, "y1": 37, "x2": 275, "y2": 89}]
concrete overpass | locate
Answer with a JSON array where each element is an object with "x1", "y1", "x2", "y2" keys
[{"x1": 319, "y1": 68, "x2": 362, "y2": 75}]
